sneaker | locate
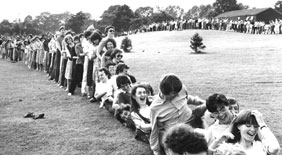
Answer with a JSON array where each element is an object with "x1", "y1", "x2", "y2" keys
[
  {"x1": 68, "y1": 93, "x2": 72, "y2": 96},
  {"x1": 33, "y1": 113, "x2": 45, "y2": 119},
  {"x1": 23, "y1": 112, "x2": 35, "y2": 118}
]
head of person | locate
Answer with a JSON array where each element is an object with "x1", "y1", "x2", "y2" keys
[
  {"x1": 105, "y1": 62, "x2": 116, "y2": 76},
  {"x1": 73, "y1": 35, "x2": 80, "y2": 44},
  {"x1": 84, "y1": 30, "x2": 92, "y2": 40},
  {"x1": 23, "y1": 40, "x2": 29, "y2": 46},
  {"x1": 159, "y1": 74, "x2": 182, "y2": 101},
  {"x1": 116, "y1": 75, "x2": 131, "y2": 92},
  {"x1": 163, "y1": 124, "x2": 208, "y2": 155},
  {"x1": 59, "y1": 26, "x2": 65, "y2": 35},
  {"x1": 115, "y1": 63, "x2": 129, "y2": 75},
  {"x1": 131, "y1": 84, "x2": 150, "y2": 113},
  {"x1": 227, "y1": 109, "x2": 260, "y2": 144},
  {"x1": 140, "y1": 82, "x2": 154, "y2": 96},
  {"x1": 105, "y1": 25, "x2": 115, "y2": 38},
  {"x1": 105, "y1": 38, "x2": 117, "y2": 50},
  {"x1": 28, "y1": 34, "x2": 33, "y2": 40},
  {"x1": 65, "y1": 30, "x2": 74, "y2": 37},
  {"x1": 89, "y1": 31, "x2": 102, "y2": 45},
  {"x1": 228, "y1": 98, "x2": 239, "y2": 114},
  {"x1": 206, "y1": 93, "x2": 233, "y2": 124},
  {"x1": 98, "y1": 67, "x2": 111, "y2": 83},
  {"x1": 86, "y1": 24, "x2": 95, "y2": 32},
  {"x1": 110, "y1": 48, "x2": 123, "y2": 62},
  {"x1": 78, "y1": 33, "x2": 84, "y2": 42},
  {"x1": 64, "y1": 35, "x2": 73, "y2": 45}
]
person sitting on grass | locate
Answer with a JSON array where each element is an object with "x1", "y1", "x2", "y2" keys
[
  {"x1": 105, "y1": 62, "x2": 116, "y2": 76},
  {"x1": 112, "y1": 75, "x2": 132, "y2": 126},
  {"x1": 227, "y1": 97, "x2": 240, "y2": 114},
  {"x1": 93, "y1": 67, "x2": 111, "y2": 108},
  {"x1": 105, "y1": 63, "x2": 134, "y2": 107},
  {"x1": 204, "y1": 96, "x2": 240, "y2": 128},
  {"x1": 130, "y1": 84, "x2": 152, "y2": 144},
  {"x1": 163, "y1": 123, "x2": 208, "y2": 155},
  {"x1": 149, "y1": 73, "x2": 206, "y2": 155},
  {"x1": 110, "y1": 48, "x2": 124, "y2": 65},
  {"x1": 210, "y1": 109, "x2": 280, "y2": 155},
  {"x1": 206, "y1": 93, "x2": 236, "y2": 146}
]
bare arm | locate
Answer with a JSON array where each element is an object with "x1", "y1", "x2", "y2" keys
[{"x1": 252, "y1": 110, "x2": 280, "y2": 155}]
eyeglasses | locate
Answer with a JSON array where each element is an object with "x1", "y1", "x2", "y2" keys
[
  {"x1": 116, "y1": 54, "x2": 123, "y2": 58},
  {"x1": 109, "y1": 29, "x2": 115, "y2": 33}
]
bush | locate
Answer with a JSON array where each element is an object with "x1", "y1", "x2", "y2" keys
[
  {"x1": 121, "y1": 36, "x2": 132, "y2": 52},
  {"x1": 190, "y1": 33, "x2": 206, "y2": 53}
]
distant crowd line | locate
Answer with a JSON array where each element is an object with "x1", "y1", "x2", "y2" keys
[
  {"x1": 0, "y1": 24, "x2": 281, "y2": 155},
  {"x1": 135, "y1": 18, "x2": 282, "y2": 35}
]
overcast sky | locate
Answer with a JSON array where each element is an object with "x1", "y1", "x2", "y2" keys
[{"x1": 0, "y1": 0, "x2": 278, "y2": 22}]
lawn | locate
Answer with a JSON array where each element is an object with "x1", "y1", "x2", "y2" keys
[{"x1": 1, "y1": 30, "x2": 282, "y2": 155}]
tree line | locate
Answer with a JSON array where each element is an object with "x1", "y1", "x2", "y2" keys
[{"x1": 1, "y1": 0, "x2": 282, "y2": 35}]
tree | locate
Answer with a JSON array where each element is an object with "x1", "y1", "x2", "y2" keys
[
  {"x1": 238, "y1": 3, "x2": 249, "y2": 9},
  {"x1": 213, "y1": 0, "x2": 242, "y2": 16},
  {"x1": 112, "y1": 5, "x2": 135, "y2": 33},
  {"x1": 65, "y1": 11, "x2": 88, "y2": 33},
  {"x1": 199, "y1": 5, "x2": 214, "y2": 18},
  {"x1": 0, "y1": 20, "x2": 12, "y2": 34},
  {"x1": 163, "y1": 5, "x2": 184, "y2": 19},
  {"x1": 190, "y1": 33, "x2": 206, "y2": 53},
  {"x1": 275, "y1": 1, "x2": 282, "y2": 13},
  {"x1": 184, "y1": 5, "x2": 200, "y2": 19},
  {"x1": 135, "y1": 6, "x2": 154, "y2": 18},
  {"x1": 129, "y1": 17, "x2": 149, "y2": 31},
  {"x1": 150, "y1": 11, "x2": 174, "y2": 23}
]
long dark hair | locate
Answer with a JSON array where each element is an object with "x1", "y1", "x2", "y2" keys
[
  {"x1": 130, "y1": 84, "x2": 151, "y2": 123},
  {"x1": 227, "y1": 109, "x2": 261, "y2": 144}
]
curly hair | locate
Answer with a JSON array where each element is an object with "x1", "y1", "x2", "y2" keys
[
  {"x1": 105, "y1": 38, "x2": 117, "y2": 50},
  {"x1": 163, "y1": 124, "x2": 208, "y2": 154}
]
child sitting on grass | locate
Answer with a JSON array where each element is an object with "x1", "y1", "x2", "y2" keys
[{"x1": 112, "y1": 75, "x2": 133, "y2": 128}]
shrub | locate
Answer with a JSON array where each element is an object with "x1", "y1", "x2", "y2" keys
[
  {"x1": 121, "y1": 36, "x2": 132, "y2": 52},
  {"x1": 190, "y1": 33, "x2": 206, "y2": 53}
]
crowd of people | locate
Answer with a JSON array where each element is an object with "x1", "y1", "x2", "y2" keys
[
  {"x1": 0, "y1": 24, "x2": 281, "y2": 155},
  {"x1": 135, "y1": 18, "x2": 282, "y2": 35}
]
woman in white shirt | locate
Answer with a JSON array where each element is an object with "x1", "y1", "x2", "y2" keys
[
  {"x1": 211, "y1": 109, "x2": 280, "y2": 155},
  {"x1": 130, "y1": 84, "x2": 152, "y2": 143}
]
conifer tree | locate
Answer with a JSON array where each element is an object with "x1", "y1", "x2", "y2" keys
[{"x1": 190, "y1": 33, "x2": 206, "y2": 53}]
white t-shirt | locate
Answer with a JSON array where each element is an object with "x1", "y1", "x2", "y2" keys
[
  {"x1": 244, "y1": 141, "x2": 267, "y2": 155},
  {"x1": 207, "y1": 121, "x2": 230, "y2": 146},
  {"x1": 95, "y1": 82, "x2": 111, "y2": 101}
]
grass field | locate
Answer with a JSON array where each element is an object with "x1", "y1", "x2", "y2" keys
[{"x1": 1, "y1": 30, "x2": 282, "y2": 155}]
